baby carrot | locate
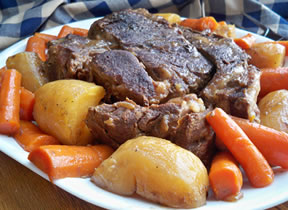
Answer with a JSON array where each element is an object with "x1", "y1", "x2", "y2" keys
[
  {"x1": 28, "y1": 145, "x2": 114, "y2": 181},
  {"x1": 234, "y1": 33, "x2": 256, "y2": 50},
  {"x1": 35, "y1": 32, "x2": 57, "y2": 44},
  {"x1": 57, "y1": 25, "x2": 74, "y2": 38},
  {"x1": 25, "y1": 36, "x2": 46, "y2": 61},
  {"x1": 20, "y1": 87, "x2": 35, "y2": 121},
  {"x1": 259, "y1": 67, "x2": 288, "y2": 97},
  {"x1": 58, "y1": 25, "x2": 89, "y2": 38},
  {"x1": 180, "y1": 17, "x2": 218, "y2": 31},
  {"x1": 209, "y1": 151, "x2": 243, "y2": 201},
  {"x1": 0, "y1": 66, "x2": 6, "y2": 80},
  {"x1": 206, "y1": 108, "x2": 274, "y2": 188},
  {"x1": 73, "y1": 27, "x2": 89, "y2": 37},
  {"x1": 232, "y1": 116, "x2": 288, "y2": 169},
  {"x1": 14, "y1": 120, "x2": 60, "y2": 152},
  {"x1": 0, "y1": 69, "x2": 21, "y2": 135}
]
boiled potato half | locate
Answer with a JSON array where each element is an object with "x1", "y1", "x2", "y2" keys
[
  {"x1": 259, "y1": 89, "x2": 288, "y2": 133},
  {"x1": 6, "y1": 52, "x2": 48, "y2": 92},
  {"x1": 246, "y1": 42, "x2": 285, "y2": 68},
  {"x1": 92, "y1": 136, "x2": 209, "y2": 208},
  {"x1": 33, "y1": 80, "x2": 105, "y2": 145},
  {"x1": 155, "y1": 13, "x2": 181, "y2": 24}
]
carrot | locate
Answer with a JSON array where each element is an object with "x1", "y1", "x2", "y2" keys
[
  {"x1": 180, "y1": 17, "x2": 218, "y2": 31},
  {"x1": 73, "y1": 27, "x2": 88, "y2": 37},
  {"x1": 35, "y1": 32, "x2": 57, "y2": 44},
  {"x1": 234, "y1": 33, "x2": 256, "y2": 49},
  {"x1": 28, "y1": 145, "x2": 114, "y2": 181},
  {"x1": 0, "y1": 66, "x2": 6, "y2": 79},
  {"x1": 90, "y1": 145, "x2": 114, "y2": 162},
  {"x1": 232, "y1": 116, "x2": 288, "y2": 169},
  {"x1": 19, "y1": 87, "x2": 35, "y2": 121},
  {"x1": 206, "y1": 108, "x2": 274, "y2": 188},
  {"x1": 0, "y1": 69, "x2": 21, "y2": 135},
  {"x1": 25, "y1": 36, "x2": 46, "y2": 61},
  {"x1": 57, "y1": 25, "x2": 74, "y2": 38},
  {"x1": 209, "y1": 151, "x2": 243, "y2": 201},
  {"x1": 14, "y1": 121, "x2": 60, "y2": 152},
  {"x1": 259, "y1": 67, "x2": 288, "y2": 97}
]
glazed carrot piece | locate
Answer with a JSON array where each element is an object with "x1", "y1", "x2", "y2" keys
[
  {"x1": 90, "y1": 145, "x2": 114, "y2": 162},
  {"x1": 234, "y1": 33, "x2": 256, "y2": 50},
  {"x1": 20, "y1": 87, "x2": 35, "y2": 121},
  {"x1": 73, "y1": 27, "x2": 88, "y2": 37},
  {"x1": 259, "y1": 67, "x2": 288, "y2": 97},
  {"x1": 0, "y1": 69, "x2": 21, "y2": 135},
  {"x1": 232, "y1": 116, "x2": 288, "y2": 169},
  {"x1": 180, "y1": 18, "x2": 199, "y2": 29},
  {"x1": 0, "y1": 66, "x2": 6, "y2": 79},
  {"x1": 35, "y1": 32, "x2": 57, "y2": 44},
  {"x1": 180, "y1": 17, "x2": 218, "y2": 31},
  {"x1": 28, "y1": 145, "x2": 114, "y2": 181},
  {"x1": 57, "y1": 25, "x2": 88, "y2": 38},
  {"x1": 57, "y1": 25, "x2": 74, "y2": 38},
  {"x1": 209, "y1": 151, "x2": 243, "y2": 201},
  {"x1": 14, "y1": 121, "x2": 60, "y2": 152},
  {"x1": 25, "y1": 36, "x2": 46, "y2": 61},
  {"x1": 206, "y1": 108, "x2": 274, "y2": 188}
]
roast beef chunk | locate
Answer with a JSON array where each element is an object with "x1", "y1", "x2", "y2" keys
[
  {"x1": 88, "y1": 50, "x2": 169, "y2": 105},
  {"x1": 182, "y1": 28, "x2": 261, "y2": 121},
  {"x1": 88, "y1": 8, "x2": 214, "y2": 100},
  {"x1": 182, "y1": 28, "x2": 248, "y2": 67},
  {"x1": 200, "y1": 62, "x2": 260, "y2": 121},
  {"x1": 173, "y1": 109, "x2": 214, "y2": 167},
  {"x1": 86, "y1": 94, "x2": 214, "y2": 166},
  {"x1": 45, "y1": 34, "x2": 109, "y2": 82}
]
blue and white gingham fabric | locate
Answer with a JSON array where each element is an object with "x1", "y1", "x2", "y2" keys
[{"x1": 1, "y1": 0, "x2": 288, "y2": 50}]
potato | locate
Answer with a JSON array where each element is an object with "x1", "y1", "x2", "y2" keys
[
  {"x1": 259, "y1": 89, "x2": 288, "y2": 133},
  {"x1": 92, "y1": 136, "x2": 209, "y2": 208},
  {"x1": 33, "y1": 80, "x2": 105, "y2": 145},
  {"x1": 246, "y1": 42, "x2": 285, "y2": 68},
  {"x1": 214, "y1": 24, "x2": 236, "y2": 38},
  {"x1": 155, "y1": 13, "x2": 181, "y2": 24},
  {"x1": 6, "y1": 52, "x2": 48, "y2": 92}
]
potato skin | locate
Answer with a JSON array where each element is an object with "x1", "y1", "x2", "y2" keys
[
  {"x1": 6, "y1": 52, "x2": 48, "y2": 92},
  {"x1": 33, "y1": 80, "x2": 105, "y2": 145},
  {"x1": 246, "y1": 43, "x2": 285, "y2": 68},
  {"x1": 92, "y1": 136, "x2": 209, "y2": 208},
  {"x1": 259, "y1": 89, "x2": 288, "y2": 133}
]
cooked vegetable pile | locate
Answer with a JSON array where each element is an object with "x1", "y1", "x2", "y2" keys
[{"x1": 1, "y1": 9, "x2": 288, "y2": 209}]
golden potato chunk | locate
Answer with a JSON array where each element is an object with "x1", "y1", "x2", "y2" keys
[
  {"x1": 33, "y1": 80, "x2": 105, "y2": 145},
  {"x1": 246, "y1": 42, "x2": 285, "y2": 68},
  {"x1": 92, "y1": 136, "x2": 209, "y2": 208},
  {"x1": 155, "y1": 13, "x2": 181, "y2": 24},
  {"x1": 6, "y1": 52, "x2": 47, "y2": 92},
  {"x1": 259, "y1": 89, "x2": 288, "y2": 133}
]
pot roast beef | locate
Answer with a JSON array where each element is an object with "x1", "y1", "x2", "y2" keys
[
  {"x1": 182, "y1": 29, "x2": 261, "y2": 121},
  {"x1": 88, "y1": 8, "x2": 214, "y2": 101},
  {"x1": 86, "y1": 94, "x2": 214, "y2": 166},
  {"x1": 44, "y1": 8, "x2": 261, "y2": 165}
]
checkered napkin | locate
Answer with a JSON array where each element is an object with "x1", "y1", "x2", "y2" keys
[{"x1": 1, "y1": 0, "x2": 288, "y2": 50}]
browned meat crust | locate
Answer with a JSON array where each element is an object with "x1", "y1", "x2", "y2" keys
[{"x1": 86, "y1": 94, "x2": 214, "y2": 166}]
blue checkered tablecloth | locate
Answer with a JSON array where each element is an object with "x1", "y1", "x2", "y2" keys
[{"x1": 1, "y1": 0, "x2": 288, "y2": 50}]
